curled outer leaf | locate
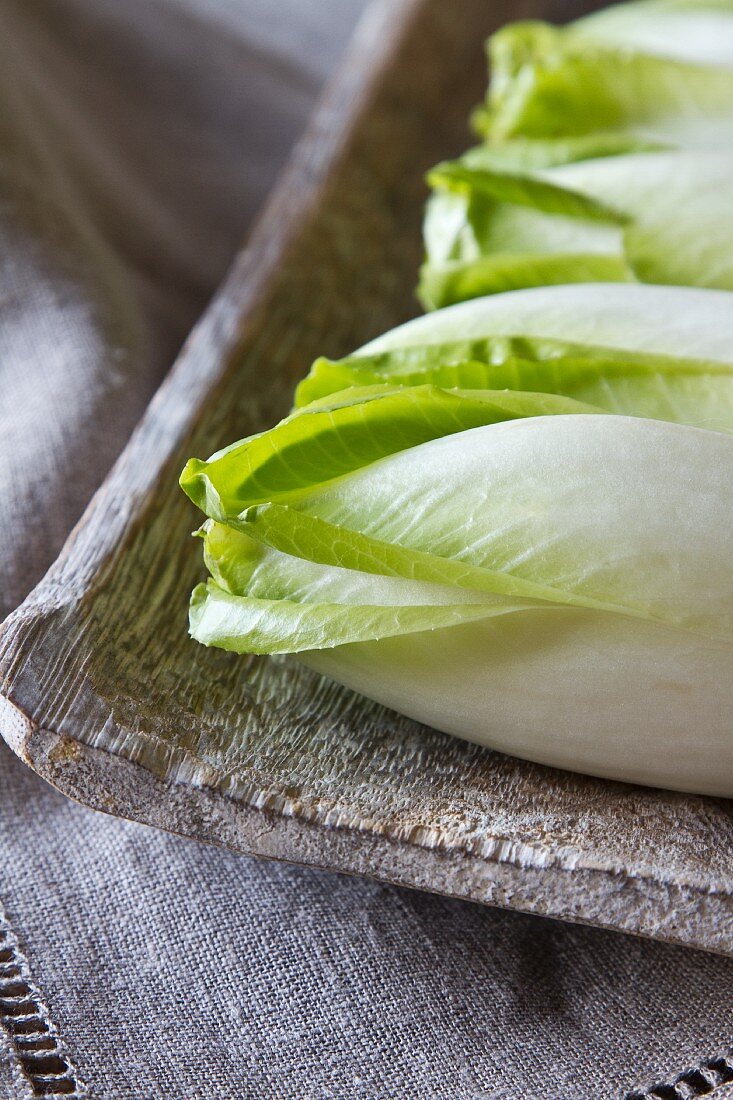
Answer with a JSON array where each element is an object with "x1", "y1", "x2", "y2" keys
[
  {"x1": 296, "y1": 285, "x2": 733, "y2": 435},
  {"x1": 421, "y1": 149, "x2": 733, "y2": 307},
  {"x1": 481, "y1": 9, "x2": 733, "y2": 145},
  {"x1": 180, "y1": 384, "x2": 601, "y2": 516}
]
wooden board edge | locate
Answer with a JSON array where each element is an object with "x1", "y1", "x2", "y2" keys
[{"x1": 2, "y1": 691, "x2": 730, "y2": 958}]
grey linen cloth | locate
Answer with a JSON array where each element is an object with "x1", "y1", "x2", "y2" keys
[{"x1": 1, "y1": 1, "x2": 732, "y2": 1098}]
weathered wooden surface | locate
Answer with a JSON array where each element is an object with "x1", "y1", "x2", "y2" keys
[{"x1": 2, "y1": 0, "x2": 732, "y2": 955}]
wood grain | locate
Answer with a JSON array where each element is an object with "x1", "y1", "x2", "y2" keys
[{"x1": 2, "y1": 0, "x2": 732, "y2": 955}]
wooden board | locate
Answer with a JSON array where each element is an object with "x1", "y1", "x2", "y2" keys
[{"x1": 2, "y1": 0, "x2": 732, "y2": 956}]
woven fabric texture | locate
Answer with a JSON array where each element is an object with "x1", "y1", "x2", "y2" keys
[{"x1": 0, "y1": 1, "x2": 732, "y2": 1098}]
